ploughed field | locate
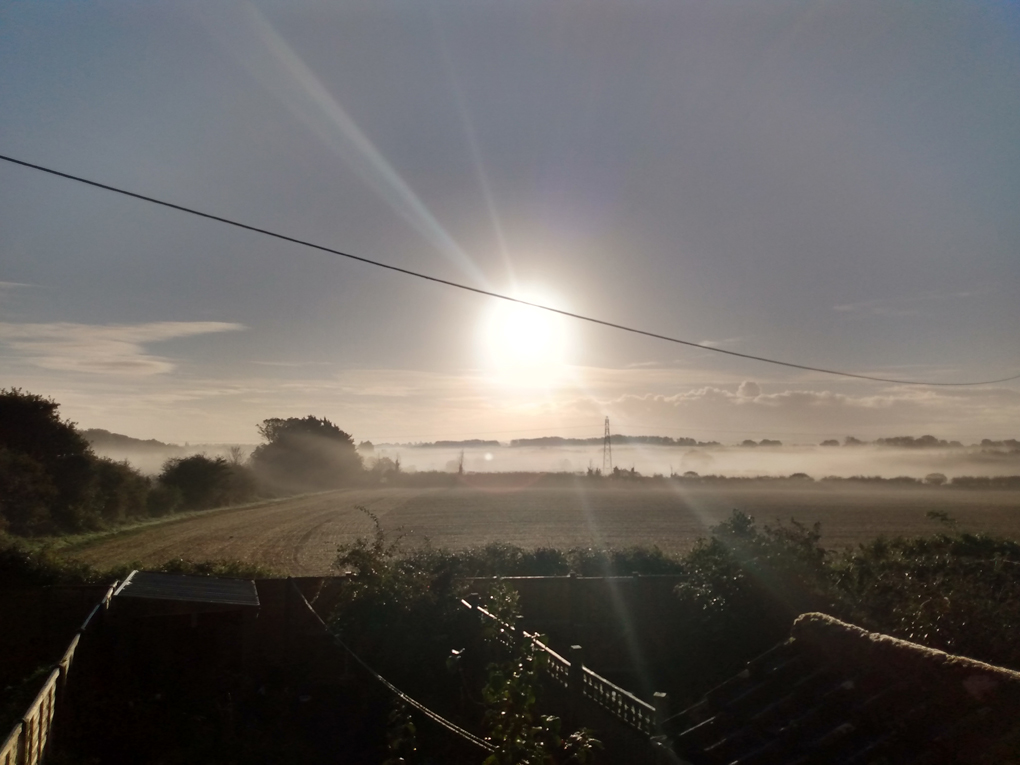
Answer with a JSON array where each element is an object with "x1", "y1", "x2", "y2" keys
[{"x1": 66, "y1": 482, "x2": 1020, "y2": 576}]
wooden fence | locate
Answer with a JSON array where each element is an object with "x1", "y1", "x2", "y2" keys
[
  {"x1": 0, "y1": 583, "x2": 115, "y2": 765},
  {"x1": 465, "y1": 599, "x2": 668, "y2": 736}
]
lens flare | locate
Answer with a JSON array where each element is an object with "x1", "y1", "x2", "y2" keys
[
  {"x1": 480, "y1": 290, "x2": 571, "y2": 387},
  {"x1": 196, "y1": 1, "x2": 487, "y2": 288}
]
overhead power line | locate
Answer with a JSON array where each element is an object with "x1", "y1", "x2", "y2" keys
[{"x1": 1, "y1": 152, "x2": 1017, "y2": 388}]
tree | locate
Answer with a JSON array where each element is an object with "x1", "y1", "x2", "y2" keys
[
  {"x1": 250, "y1": 416, "x2": 363, "y2": 492},
  {"x1": 0, "y1": 388, "x2": 98, "y2": 531},
  {"x1": 0, "y1": 447, "x2": 57, "y2": 534}
]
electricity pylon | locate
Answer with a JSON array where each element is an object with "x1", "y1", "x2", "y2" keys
[{"x1": 602, "y1": 416, "x2": 613, "y2": 475}]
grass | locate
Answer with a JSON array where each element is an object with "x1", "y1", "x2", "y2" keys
[
  {"x1": 18, "y1": 492, "x2": 329, "y2": 556},
  {"x1": 0, "y1": 534, "x2": 278, "y2": 586}
]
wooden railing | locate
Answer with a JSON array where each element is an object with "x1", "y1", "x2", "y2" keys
[
  {"x1": 0, "y1": 583, "x2": 116, "y2": 765},
  {"x1": 465, "y1": 599, "x2": 664, "y2": 736}
]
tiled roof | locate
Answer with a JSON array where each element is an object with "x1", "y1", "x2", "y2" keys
[{"x1": 663, "y1": 613, "x2": 1020, "y2": 764}]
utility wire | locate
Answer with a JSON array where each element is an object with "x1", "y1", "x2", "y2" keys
[
  {"x1": 291, "y1": 581, "x2": 495, "y2": 753},
  {"x1": 2, "y1": 152, "x2": 1017, "y2": 388}
]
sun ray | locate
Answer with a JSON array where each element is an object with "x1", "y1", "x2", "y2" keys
[{"x1": 195, "y1": 1, "x2": 488, "y2": 288}]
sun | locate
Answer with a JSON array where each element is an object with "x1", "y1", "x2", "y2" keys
[{"x1": 479, "y1": 294, "x2": 571, "y2": 386}]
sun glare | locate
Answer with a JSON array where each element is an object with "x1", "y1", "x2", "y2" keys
[{"x1": 480, "y1": 293, "x2": 571, "y2": 386}]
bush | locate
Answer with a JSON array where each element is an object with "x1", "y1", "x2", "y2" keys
[
  {"x1": 330, "y1": 511, "x2": 473, "y2": 693},
  {"x1": 0, "y1": 537, "x2": 275, "y2": 586},
  {"x1": 146, "y1": 483, "x2": 183, "y2": 516},
  {"x1": 665, "y1": 509, "x2": 1020, "y2": 690},
  {"x1": 0, "y1": 540, "x2": 104, "y2": 586},
  {"x1": 157, "y1": 454, "x2": 256, "y2": 511},
  {"x1": 481, "y1": 583, "x2": 600, "y2": 764},
  {"x1": 832, "y1": 531, "x2": 1020, "y2": 668},
  {"x1": 567, "y1": 545, "x2": 684, "y2": 576},
  {"x1": 92, "y1": 458, "x2": 150, "y2": 523},
  {"x1": 669, "y1": 511, "x2": 834, "y2": 690}
]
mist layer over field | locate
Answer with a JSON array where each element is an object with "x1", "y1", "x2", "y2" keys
[
  {"x1": 373, "y1": 443, "x2": 1020, "y2": 480},
  {"x1": 87, "y1": 440, "x2": 1020, "y2": 481}
]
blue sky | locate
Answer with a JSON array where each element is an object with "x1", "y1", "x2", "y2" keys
[{"x1": 1, "y1": 0, "x2": 1018, "y2": 445}]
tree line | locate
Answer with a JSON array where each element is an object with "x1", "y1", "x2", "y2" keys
[{"x1": 0, "y1": 388, "x2": 368, "y2": 537}]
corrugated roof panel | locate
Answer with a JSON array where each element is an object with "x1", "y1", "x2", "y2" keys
[{"x1": 113, "y1": 571, "x2": 260, "y2": 607}]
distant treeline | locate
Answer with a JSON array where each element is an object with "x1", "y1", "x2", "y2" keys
[
  {"x1": 510, "y1": 435, "x2": 722, "y2": 447},
  {"x1": 410, "y1": 439, "x2": 501, "y2": 449},
  {"x1": 384, "y1": 435, "x2": 724, "y2": 448},
  {"x1": 823, "y1": 435, "x2": 1019, "y2": 450},
  {"x1": 672, "y1": 472, "x2": 1020, "y2": 488},
  {"x1": 82, "y1": 428, "x2": 181, "y2": 452},
  {"x1": 383, "y1": 434, "x2": 1019, "y2": 450},
  {"x1": 83, "y1": 429, "x2": 254, "y2": 458}
]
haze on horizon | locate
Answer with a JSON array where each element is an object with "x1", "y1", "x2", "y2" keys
[{"x1": 2, "y1": 1, "x2": 1018, "y2": 447}]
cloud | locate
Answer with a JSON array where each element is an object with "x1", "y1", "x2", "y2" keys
[
  {"x1": 555, "y1": 383, "x2": 1020, "y2": 442},
  {"x1": 833, "y1": 288, "x2": 993, "y2": 316},
  {"x1": 5, "y1": 352, "x2": 1017, "y2": 445},
  {"x1": 737, "y1": 380, "x2": 761, "y2": 398},
  {"x1": 0, "y1": 321, "x2": 245, "y2": 375}
]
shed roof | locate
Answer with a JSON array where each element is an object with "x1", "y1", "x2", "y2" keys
[{"x1": 113, "y1": 571, "x2": 260, "y2": 608}]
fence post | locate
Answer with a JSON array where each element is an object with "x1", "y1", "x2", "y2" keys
[
  {"x1": 1, "y1": 722, "x2": 22, "y2": 765},
  {"x1": 568, "y1": 573, "x2": 579, "y2": 646},
  {"x1": 569, "y1": 645, "x2": 583, "y2": 727},
  {"x1": 653, "y1": 691, "x2": 669, "y2": 733},
  {"x1": 285, "y1": 577, "x2": 293, "y2": 666}
]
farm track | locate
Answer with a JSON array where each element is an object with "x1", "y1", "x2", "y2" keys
[{"x1": 66, "y1": 483, "x2": 1020, "y2": 576}]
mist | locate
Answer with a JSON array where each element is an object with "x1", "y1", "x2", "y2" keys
[
  {"x1": 86, "y1": 431, "x2": 1020, "y2": 482},
  {"x1": 372, "y1": 443, "x2": 1020, "y2": 481},
  {"x1": 88, "y1": 443, "x2": 255, "y2": 477}
]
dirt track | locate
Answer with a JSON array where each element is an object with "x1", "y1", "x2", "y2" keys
[{"x1": 66, "y1": 483, "x2": 1020, "y2": 576}]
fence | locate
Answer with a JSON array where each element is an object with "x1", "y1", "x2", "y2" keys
[
  {"x1": 465, "y1": 598, "x2": 667, "y2": 736},
  {"x1": 0, "y1": 583, "x2": 116, "y2": 765}
]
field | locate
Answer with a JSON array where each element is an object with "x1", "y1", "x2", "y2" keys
[{"x1": 63, "y1": 480, "x2": 1020, "y2": 576}]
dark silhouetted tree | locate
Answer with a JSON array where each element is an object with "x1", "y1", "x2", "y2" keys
[
  {"x1": 0, "y1": 388, "x2": 98, "y2": 531},
  {"x1": 250, "y1": 416, "x2": 363, "y2": 492},
  {"x1": 93, "y1": 458, "x2": 150, "y2": 523},
  {"x1": 0, "y1": 447, "x2": 57, "y2": 534},
  {"x1": 159, "y1": 454, "x2": 232, "y2": 510}
]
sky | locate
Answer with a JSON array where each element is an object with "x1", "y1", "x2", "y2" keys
[{"x1": 1, "y1": 0, "x2": 1018, "y2": 447}]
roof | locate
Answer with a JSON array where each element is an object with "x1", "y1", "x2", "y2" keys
[
  {"x1": 112, "y1": 571, "x2": 260, "y2": 608},
  {"x1": 663, "y1": 612, "x2": 1020, "y2": 764}
]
